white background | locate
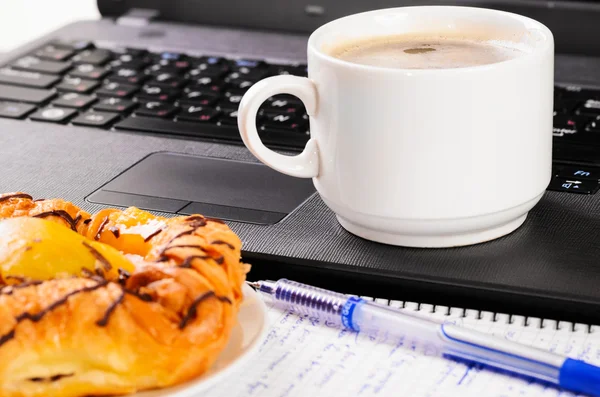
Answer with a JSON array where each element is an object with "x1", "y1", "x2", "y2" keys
[{"x1": 0, "y1": 0, "x2": 100, "y2": 53}]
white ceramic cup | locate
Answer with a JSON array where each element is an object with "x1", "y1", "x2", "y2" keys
[{"x1": 237, "y1": 6, "x2": 554, "y2": 248}]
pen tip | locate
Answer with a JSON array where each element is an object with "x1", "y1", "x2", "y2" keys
[{"x1": 246, "y1": 281, "x2": 262, "y2": 289}]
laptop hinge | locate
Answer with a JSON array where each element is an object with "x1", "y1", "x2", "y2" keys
[{"x1": 116, "y1": 8, "x2": 159, "y2": 27}]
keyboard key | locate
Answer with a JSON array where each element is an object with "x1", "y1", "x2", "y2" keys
[
  {"x1": 261, "y1": 113, "x2": 306, "y2": 132},
  {"x1": 547, "y1": 177, "x2": 599, "y2": 194},
  {"x1": 114, "y1": 116, "x2": 309, "y2": 148},
  {"x1": 226, "y1": 69, "x2": 268, "y2": 81},
  {"x1": 177, "y1": 106, "x2": 220, "y2": 122},
  {"x1": 52, "y1": 93, "x2": 96, "y2": 109},
  {"x1": 577, "y1": 99, "x2": 600, "y2": 116},
  {"x1": 0, "y1": 84, "x2": 55, "y2": 104},
  {"x1": 192, "y1": 56, "x2": 223, "y2": 67},
  {"x1": 71, "y1": 111, "x2": 119, "y2": 127},
  {"x1": 112, "y1": 47, "x2": 148, "y2": 57},
  {"x1": 35, "y1": 45, "x2": 75, "y2": 61},
  {"x1": 12, "y1": 56, "x2": 71, "y2": 75},
  {"x1": 135, "y1": 101, "x2": 178, "y2": 118},
  {"x1": 96, "y1": 82, "x2": 138, "y2": 98},
  {"x1": 225, "y1": 77, "x2": 255, "y2": 92},
  {"x1": 0, "y1": 102, "x2": 36, "y2": 119},
  {"x1": 556, "y1": 166, "x2": 600, "y2": 180},
  {"x1": 93, "y1": 97, "x2": 136, "y2": 113},
  {"x1": 55, "y1": 77, "x2": 100, "y2": 93},
  {"x1": 217, "y1": 94, "x2": 244, "y2": 111},
  {"x1": 0, "y1": 68, "x2": 59, "y2": 88},
  {"x1": 556, "y1": 86, "x2": 600, "y2": 100},
  {"x1": 261, "y1": 96, "x2": 302, "y2": 115},
  {"x1": 180, "y1": 90, "x2": 219, "y2": 106},
  {"x1": 554, "y1": 142, "x2": 600, "y2": 165},
  {"x1": 30, "y1": 107, "x2": 77, "y2": 123},
  {"x1": 72, "y1": 49, "x2": 112, "y2": 65},
  {"x1": 109, "y1": 52, "x2": 151, "y2": 68},
  {"x1": 218, "y1": 109, "x2": 239, "y2": 125},
  {"x1": 160, "y1": 52, "x2": 183, "y2": 61},
  {"x1": 553, "y1": 114, "x2": 589, "y2": 136},
  {"x1": 187, "y1": 76, "x2": 225, "y2": 93},
  {"x1": 554, "y1": 99, "x2": 581, "y2": 114},
  {"x1": 110, "y1": 68, "x2": 149, "y2": 85},
  {"x1": 70, "y1": 64, "x2": 110, "y2": 80},
  {"x1": 270, "y1": 64, "x2": 307, "y2": 77},
  {"x1": 232, "y1": 59, "x2": 264, "y2": 69},
  {"x1": 150, "y1": 73, "x2": 187, "y2": 88},
  {"x1": 147, "y1": 60, "x2": 191, "y2": 75},
  {"x1": 50, "y1": 39, "x2": 93, "y2": 51},
  {"x1": 136, "y1": 85, "x2": 180, "y2": 102},
  {"x1": 188, "y1": 64, "x2": 229, "y2": 78}
]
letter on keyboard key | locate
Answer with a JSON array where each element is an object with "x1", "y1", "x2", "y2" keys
[
  {"x1": 0, "y1": 84, "x2": 56, "y2": 104},
  {"x1": 0, "y1": 68, "x2": 60, "y2": 89}
]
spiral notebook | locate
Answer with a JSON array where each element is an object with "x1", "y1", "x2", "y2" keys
[{"x1": 211, "y1": 296, "x2": 600, "y2": 397}]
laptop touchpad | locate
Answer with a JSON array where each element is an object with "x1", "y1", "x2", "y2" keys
[{"x1": 87, "y1": 152, "x2": 316, "y2": 225}]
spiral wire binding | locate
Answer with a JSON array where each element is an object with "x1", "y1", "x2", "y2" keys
[{"x1": 358, "y1": 296, "x2": 596, "y2": 334}]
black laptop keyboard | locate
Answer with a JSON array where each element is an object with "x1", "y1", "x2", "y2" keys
[
  {"x1": 0, "y1": 40, "x2": 310, "y2": 149},
  {"x1": 0, "y1": 40, "x2": 599, "y2": 195}
]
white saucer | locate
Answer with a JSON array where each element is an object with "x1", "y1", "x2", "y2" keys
[{"x1": 133, "y1": 284, "x2": 268, "y2": 397}]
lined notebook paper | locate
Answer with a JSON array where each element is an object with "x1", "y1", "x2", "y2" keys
[{"x1": 211, "y1": 296, "x2": 600, "y2": 397}]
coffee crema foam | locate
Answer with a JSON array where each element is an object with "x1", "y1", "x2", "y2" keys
[{"x1": 329, "y1": 35, "x2": 525, "y2": 69}]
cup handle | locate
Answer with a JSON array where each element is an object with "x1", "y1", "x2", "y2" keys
[{"x1": 237, "y1": 75, "x2": 319, "y2": 178}]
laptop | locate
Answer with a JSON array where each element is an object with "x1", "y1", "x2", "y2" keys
[{"x1": 0, "y1": 0, "x2": 599, "y2": 323}]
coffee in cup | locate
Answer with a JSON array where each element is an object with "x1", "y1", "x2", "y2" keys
[{"x1": 328, "y1": 35, "x2": 525, "y2": 69}]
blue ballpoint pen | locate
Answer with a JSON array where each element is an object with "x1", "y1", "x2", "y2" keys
[{"x1": 249, "y1": 278, "x2": 600, "y2": 396}]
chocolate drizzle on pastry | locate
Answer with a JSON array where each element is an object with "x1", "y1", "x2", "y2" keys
[
  {"x1": 179, "y1": 291, "x2": 232, "y2": 329},
  {"x1": 109, "y1": 227, "x2": 120, "y2": 238},
  {"x1": 28, "y1": 373, "x2": 74, "y2": 382},
  {"x1": 96, "y1": 290, "x2": 125, "y2": 327},
  {"x1": 179, "y1": 255, "x2": 211, "y2": 268},
  {"x1": 0, "y1": 280, "x2": 44, "y2": 295},
  {"x1": 211, "y1": 240, "x2": 235, "y2": 250},
  {"x1": 83, "y1": 218, "x2": 91, "y2": 225},
  {"x1": 205, "y1": 217, "x2": 225, "y2": 224},
  {"x1": 0, "y1": 193, "x2": 33, "y2": 202},
  {"x1": 82, "y1": 241, "x2": 112, "y2": 271},
  {"x1": 95, "y1": 216, "x2": 109, "y2": 240},
  {"x1": 73, "y1": 214, "x2": 82, "y2": 227},
  {"x1": 0, "y1": 281, "x2": 108, "y2": 347},
  {"x1": 144, "y1": 227, "x2": 164, "y2": 242},
  {"x1": 32, "y1": 210, "x2": 77, "y2": 231},
  {"x1": 125, "y1": 289, "x2": 153, "y2": 302}
]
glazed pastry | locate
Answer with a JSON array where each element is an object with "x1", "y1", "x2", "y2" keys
[{"x1": 0, "y1": 192, "x2": 249, "y2": 397}]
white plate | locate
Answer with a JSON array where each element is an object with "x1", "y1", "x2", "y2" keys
[{"x1": 133, "y1": 284, "x2": 268, "y2": 397}]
